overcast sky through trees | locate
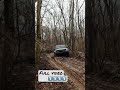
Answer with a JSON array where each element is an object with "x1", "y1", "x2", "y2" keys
[{"x1": 36, "y1": 0, "x2": 85, "y2": 29}]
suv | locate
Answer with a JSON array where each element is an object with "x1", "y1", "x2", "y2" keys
[{"x1": 53, "y1": 45, "x2": 69, "y2": 57}]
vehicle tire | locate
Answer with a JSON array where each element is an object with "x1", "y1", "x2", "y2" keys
[{"x1": 66, "y1": 52, "x2": 69, "y2": 57}]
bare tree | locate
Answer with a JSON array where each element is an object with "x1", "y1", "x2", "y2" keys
[{"x1": 37, "y1": 0, "x2": 42, "y2": 40}]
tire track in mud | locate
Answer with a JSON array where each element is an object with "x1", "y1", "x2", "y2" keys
[
  {"x1": 55, "y1": 58, "x2": 85, "y2": 85},
  {"x1": 60, "y1": 58, "x2": 85, "y2": 82},
  {"x1": 47, "y1": 54, "x2": 85, "y2": 90}
]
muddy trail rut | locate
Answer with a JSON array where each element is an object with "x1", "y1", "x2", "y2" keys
[{"x1": 36, "y1": 53, "x2": 85, "y2": 90}]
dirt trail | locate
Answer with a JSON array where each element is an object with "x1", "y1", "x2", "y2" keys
[
  {"x1": 36, "y1": 53, "x2": 85, "y2": 90},
  {"x1": 47, "y1": 54, "x2": 85, "y2": 90}
]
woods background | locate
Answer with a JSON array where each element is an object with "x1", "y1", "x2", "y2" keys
[
  {"x1": 86, "y1": 0, "x2": 120, "y2": 89},
  {"x1": 0, "y1": 0, "x2": 120, "y2": 90},
  {"x1": 0, "y1": 0, "x2": 35, "y2": 90}
]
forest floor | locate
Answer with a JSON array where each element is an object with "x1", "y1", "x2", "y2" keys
[{"x1": 35, "y1": 52, "x2": 85, "y2": 90}]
